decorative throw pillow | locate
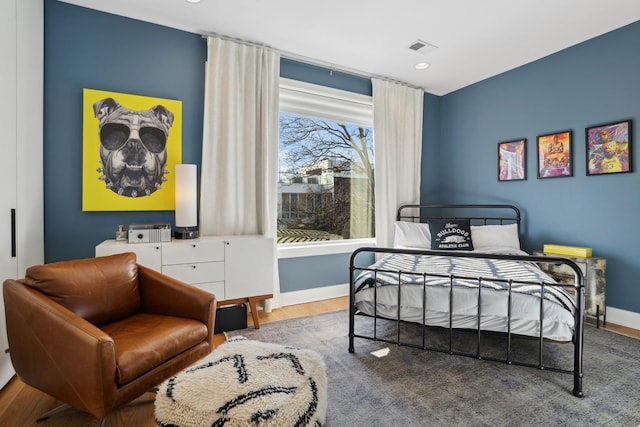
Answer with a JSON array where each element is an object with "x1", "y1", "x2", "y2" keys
[
  {"x1": 393, "y1": 221, "x2": 431, "y2": 249},
  {"x1": 470, "y1": 223, "x2": 520, "y2": 251},
  {"x1": 428, "y1": 219, "x2": 474, "y2": 251}
]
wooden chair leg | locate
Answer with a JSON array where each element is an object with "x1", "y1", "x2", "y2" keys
[{"x1": 36, "y1": 403, "x2": 72, "y2": 422}]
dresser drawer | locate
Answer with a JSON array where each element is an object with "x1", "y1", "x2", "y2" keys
[
  {"x1": 193, "y1": 281, "x2": 225, "y2": 299},
  {"x1": 162, "y1": 261, "x2": 224, "y2": 285},
  {"x1": 162, "y1": 240, "x2": 224, "y2": 265},
  {"x1": 536, "y1": 261, "x2": 585, "y2": 283}
]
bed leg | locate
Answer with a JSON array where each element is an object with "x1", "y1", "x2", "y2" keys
[
  {"x1": 349, "y1": 330, "x2": 355, "y2": 353},
  {"x1": 573, "y1": 377, "x2": 583, "y2": 398},
  {"x1": 573, "y1": 281, "x2": 585, "y2": 398},
  {"x1": 348, "y1": 314, "x2": 355, "y2": 353}
]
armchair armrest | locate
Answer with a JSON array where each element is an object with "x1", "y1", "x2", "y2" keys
[
  {"x1": 3, "y1": 279, "x2": 118, "y2": 415},
  {"x1": 137, "y1": 265, "x2": 216, "y2": 342}
]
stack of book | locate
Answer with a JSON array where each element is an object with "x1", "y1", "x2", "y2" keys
[{"x1": 543, "y1": 244, "x2": 592, "y2": 258}]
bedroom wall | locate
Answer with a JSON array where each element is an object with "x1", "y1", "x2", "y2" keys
[
  {"x1": 42, "y1": 2, "x2": 369, "y2": 268},
  {"x1": 43, "y1": 2, "x2": 440, "y2": 299},
  {"x1": 438, "y1": 21, "x2": 640, "y2": 319},
  {"x1": 44, "y1": 1, "x2": 206, "y2": 262},
  {"x1": 43, "y1": 2, "x2": 640, "y2": 322}
]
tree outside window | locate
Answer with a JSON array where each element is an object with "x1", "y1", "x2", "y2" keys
[{"x1": 278, "y1": 112, "x2": 374, "y2": 244}]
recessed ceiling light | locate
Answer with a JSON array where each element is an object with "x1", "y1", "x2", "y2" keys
[
  {"x1": 186, "y1": 0, "x2": 201, "y2": 3},
  {"x1": 415, "y1": 62, "x2": 430, "y2": 70}
]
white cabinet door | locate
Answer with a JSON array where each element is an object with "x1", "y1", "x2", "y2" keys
[
  {"x1": 95, "y1": 241, "x2": 162, "y2": 271},
  {"x1": 224, "y1": 237, "x2": 274, "y2": 300},
  {"x1": 0, "y1": 0, "x2": 44, "y2": 389},
  {"x1": 0, "y1": 0, "x2": 18, "y2": 390}
]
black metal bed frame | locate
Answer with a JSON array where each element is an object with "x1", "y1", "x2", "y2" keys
[{"x1": 348, "y1": 204, "x2": 586, "y2": 397}]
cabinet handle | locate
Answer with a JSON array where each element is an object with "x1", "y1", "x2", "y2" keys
[
  {"x1": 10, "y1": 209, "x2": 16, "y2": 258},
  {"x1": 192, "y1": 265, "x2": 197, "y2": 269}
]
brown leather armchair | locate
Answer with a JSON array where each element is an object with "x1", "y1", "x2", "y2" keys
[{"x1": 3, "y1": 252, "x2": 216, "y2": 424}]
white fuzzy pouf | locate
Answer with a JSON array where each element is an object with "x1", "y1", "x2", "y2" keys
[{"x1": 155, "y1": 337, "x2": 327, "y2": 427}]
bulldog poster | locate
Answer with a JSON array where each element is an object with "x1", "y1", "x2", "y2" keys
[{"x1": 82, "y1": 88, "x2": 182, "y2": 211}]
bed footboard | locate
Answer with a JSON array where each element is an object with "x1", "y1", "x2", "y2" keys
[{"x1": 348, "y1": 247, "x2": 585, "y2": 397}]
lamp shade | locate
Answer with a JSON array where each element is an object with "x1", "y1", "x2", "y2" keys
[{"x1": 175, "y1": 164, "x2": 197, "y2": 228}]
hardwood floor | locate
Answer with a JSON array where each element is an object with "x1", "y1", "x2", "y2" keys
[
  {"x1": 0, "y1": 295, "x2": 637, "y2": 426},
  {"x1": 0, "y1": 296, "x2": 348, "y2": 427}
]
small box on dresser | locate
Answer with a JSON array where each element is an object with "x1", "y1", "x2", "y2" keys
[{"x1": 532, "y1": 250, "x2": 606, "y2": 326}]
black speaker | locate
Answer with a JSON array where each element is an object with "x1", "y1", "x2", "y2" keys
[{"x1": 214, "y1": 304, "x2": 248, "y2": 334}]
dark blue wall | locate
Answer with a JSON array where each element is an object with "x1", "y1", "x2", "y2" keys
[
  {"x1": 44, "y1": 1, "x2": 640, "y2": 314},
  {"x1": 421, "y1": 92, "x2": 442, "y2": 202},
  {"x1": 44, "y1": 1, "x2": 206, "y2": 262},
  {"x1": 44, "y1": 2, "x2": 404, "y2": 294},
  {"x1": 438, "y1": 22, "x2": 640, "y2": 313}
]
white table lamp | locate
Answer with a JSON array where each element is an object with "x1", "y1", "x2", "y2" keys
[{"x1": 174, "y1": 164, "x2": 199, "y2": 239}]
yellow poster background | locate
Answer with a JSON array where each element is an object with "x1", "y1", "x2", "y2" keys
[{"x1": 82, "y1": 88, "x2": 182, "y2": 211}]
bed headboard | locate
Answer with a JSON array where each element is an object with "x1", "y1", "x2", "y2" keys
[{"x1": 396, "y1": 204, "x2": 521, "y2": 228}]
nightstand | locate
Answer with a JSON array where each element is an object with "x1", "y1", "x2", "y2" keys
[{"x1": 532, "y1": 251, "x2": 606, "y2": 327}]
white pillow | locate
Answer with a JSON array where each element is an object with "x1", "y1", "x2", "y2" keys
[
  {"x1": 470, "y1": 223, "x2": 520, "y2": 250},
  {"x1": 393, "y1": 221, "x2": 431, "y2": 249}
]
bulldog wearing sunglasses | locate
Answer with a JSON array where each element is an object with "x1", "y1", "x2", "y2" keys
[{"x1": 93, "y1": 97, "x2": 174, "y2": 197}]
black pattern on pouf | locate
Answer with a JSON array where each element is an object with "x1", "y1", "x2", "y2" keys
[{"x1": 155, "y1": 337, "x2": 327, "y2": 427}]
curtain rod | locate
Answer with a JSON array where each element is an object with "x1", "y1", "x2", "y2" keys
[{"x1": 200, "y1": 32, "x2": 423, "y2": 91}]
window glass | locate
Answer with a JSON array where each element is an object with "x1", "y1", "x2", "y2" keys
[{"x1": 278, "y1": 79, "x2": 374, "y2": 245}]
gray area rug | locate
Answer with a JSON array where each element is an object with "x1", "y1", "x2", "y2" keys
[{"x1": 229, "y1": 310, "x2": 640, "y2": 426}]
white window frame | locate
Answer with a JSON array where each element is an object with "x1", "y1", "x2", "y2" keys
[{"x1": 278, "y1": 78, "x2": 375, "y2": 258}]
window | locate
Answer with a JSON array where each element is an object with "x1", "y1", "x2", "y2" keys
[{"x1": 278, "y1": 78, "x2": 374, "y2": 246}]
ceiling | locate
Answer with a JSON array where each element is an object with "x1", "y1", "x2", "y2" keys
[{"x1": 59, "y1": 0, "x2": 640, "y2": 95}]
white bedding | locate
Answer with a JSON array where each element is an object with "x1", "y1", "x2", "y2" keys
[{"x1": 353, "y1": 248, "x2": 577, "y2": 342}]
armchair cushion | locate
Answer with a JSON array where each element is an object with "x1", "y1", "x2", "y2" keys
[
  {"x1": 102, "y1": 313, "x2": 208, "y2": 385},
  {"x1": 23, "y1": 252, "x2": 141, "y2": 326}
]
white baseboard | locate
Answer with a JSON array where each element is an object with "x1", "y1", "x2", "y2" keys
[
  {"x1": 278, "y1": 283, "x2": 349, "y2": 307},
  {"x1": 606, "y1": 306, "x2": 640, "y2": 330}
]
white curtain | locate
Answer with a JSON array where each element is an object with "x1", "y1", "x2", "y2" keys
[
  {"x1": 200, "y1": 37, "x2": 280, "y2": 303},
  {"x1": 372, "y1": 79, "x2": 424, "y2": 248},
  {"x1": 200, "y1": 37, "x2": 279, "y2": 236}
]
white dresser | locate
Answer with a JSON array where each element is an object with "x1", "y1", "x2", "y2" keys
[{"x1": 96, "y1": 235, "x2": 274, "y2": 302}]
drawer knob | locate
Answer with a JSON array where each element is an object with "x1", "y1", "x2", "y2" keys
[{"x1": 192, "y1": 265, "x2": 197, "y2": 269}]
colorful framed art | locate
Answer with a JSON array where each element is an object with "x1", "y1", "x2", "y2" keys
[
  {"x1": 586, "y1": 119, "x2": 632, "y2": 176},
  {"x1": 537, "y1": 130, "x2": 572, "y2": 179},
  {"x1": 82, "y1": 88, "x2": 183, "y2": 211},
  {"x1": 498, "y1": 139, "x2": 526, "y2": 181}
]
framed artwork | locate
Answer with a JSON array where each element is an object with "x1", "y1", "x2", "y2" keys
[
  {"x1": 537, "y1": 130, "x2": 572, "y2": 178},
  {"x1": 586, "y1": 119, "x2": 632, "y2": 176},
  {"x1": 498, "y1": 139, "x2": 526, "y2": 181},
  {"x1": 82, "y1": 88, "x2": 183, "y2": 211}
]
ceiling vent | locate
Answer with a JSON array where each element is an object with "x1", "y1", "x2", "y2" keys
[{"x1": 409, "y1": 40, "x2": 438, "y2": 55}]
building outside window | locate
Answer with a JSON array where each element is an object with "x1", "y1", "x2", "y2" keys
[{"x1": 278, "y1": 79, "x2": 374, "y2": 245}]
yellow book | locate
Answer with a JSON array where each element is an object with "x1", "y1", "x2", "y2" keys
[{"x1": 543, "y1": 244, "x2": 592, "y2": 258}]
